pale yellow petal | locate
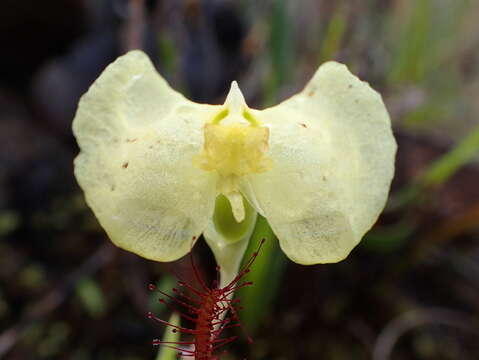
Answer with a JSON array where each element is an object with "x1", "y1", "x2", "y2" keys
[
  {"x1": 246, "y1": 61, "x2": 396, "y2": 264},
  {"x1": 73, "y1": 50, "x2": 218, "y2": 261}
]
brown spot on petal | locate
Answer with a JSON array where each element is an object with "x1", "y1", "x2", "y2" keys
[{"x1": 122, "y1": 162, "x2": 129, "y2": 169}]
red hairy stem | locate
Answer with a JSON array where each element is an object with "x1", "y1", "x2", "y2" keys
[{"x1": 149, "y1": 238, "x2": 265, "y2": 359}]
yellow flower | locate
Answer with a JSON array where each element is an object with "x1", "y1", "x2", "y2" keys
[{"x1": 73, "y1": 50, "x2": 396, "y2": 269}]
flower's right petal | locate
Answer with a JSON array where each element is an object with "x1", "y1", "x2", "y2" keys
[
  {"x1": 248, "y1": 62, "x2": 396, "y2": 264},
  {"x1": 73, "y1": 50, "x2": 218, "y2": 262}
]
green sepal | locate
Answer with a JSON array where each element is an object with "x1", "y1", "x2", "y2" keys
[{"x1": 205, "y1": 195, "x2": 258, "y2": 288}]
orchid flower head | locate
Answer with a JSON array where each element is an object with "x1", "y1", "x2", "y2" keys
[{"x1": 73, "y1": 50, "x2": 396, "y2": 266}]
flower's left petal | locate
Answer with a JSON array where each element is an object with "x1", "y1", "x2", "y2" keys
[{"x1": 73, "y1": 50, "x2": 218, "y2": 262}]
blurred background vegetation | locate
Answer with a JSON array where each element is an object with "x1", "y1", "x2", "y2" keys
[{"x1": 1, "y1": 0, "x2": 479, "y2": 359}]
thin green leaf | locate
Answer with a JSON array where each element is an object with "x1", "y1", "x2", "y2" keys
[
  {"x1": 236, "y1": 216, "x2": 287, "y2": 334},
  {"x1": 155, "y1": 312, "x2": 181, "y2": 360}
]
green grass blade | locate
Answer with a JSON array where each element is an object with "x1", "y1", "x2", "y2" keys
[
  {"x1": 319, "y1": 6, "x2": 347, "y2": 63},
  {"x1": 155, "y1": 312, "x2": 181, "y2": 360},
  {"x1": 422, "y1": 124, "x2": 479, "y2": 186},
  {"x1": 236, "y1": 216, "x2": 287, "y2": 334}
]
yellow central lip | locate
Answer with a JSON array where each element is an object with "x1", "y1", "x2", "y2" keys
[
  {"x1": 194, "y1": 121, "x2": 271, "y2": 177},
  {"x1": 192, "y1": 113, "x2": 272, "y2": 222},
  {"x1": 192, "y1": 82, "x2": 272, "y2": 222}
]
